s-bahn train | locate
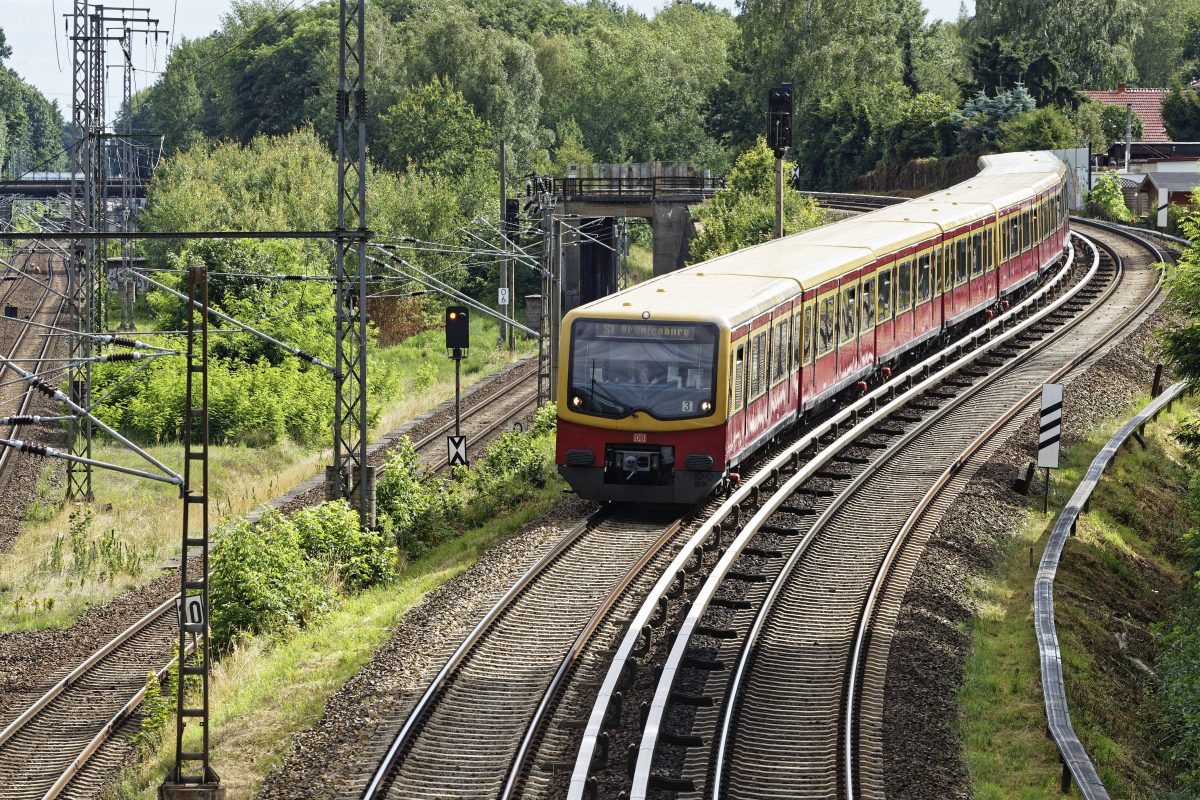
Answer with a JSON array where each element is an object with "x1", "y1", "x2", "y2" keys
[{"x1": 556, "y1": 151, "x2": 1070, "y2": 504}]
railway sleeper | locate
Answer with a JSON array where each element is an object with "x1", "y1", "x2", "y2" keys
[
  {"x1": 814, "y1": 468, "x2": 852, "y2": 480},
  {"x1": 908, "y1": 400, "x2": 941, "y2": 412},
  {"x1": 727, "y1": 570, "x2": 768, "y2": 582},
  {"x1": 695, "y1": 624, "x2": 737, "y2": 639},
  {"x1": 669, "y1": 691, "x2": 715, "y2": 707},
  {"x1": 834, "y1": 453, "x2": 871, "y2": 464},
  {"x1": 743, "y1": 545, "x2": 784, "y2": 558},
  {"x1": 682, "y1": 654, "x2": 727, "y2": 671},
  {"x1": 659, "y1": 733, "x2": 704, "y2": 749},
  {"x1": 777, "y1": 503, "x2": 817, "y2": 515},
  {"x1": 761, "y1": 523, "x2": 804, "y2": 535},
  {"x1": 710, "y1": 596, "x2": 753, "y2": 610},
  {"x1": 648, "y1": 776, "x2": 698, "y2": 793}
]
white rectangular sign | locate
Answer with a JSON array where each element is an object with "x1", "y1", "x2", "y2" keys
[
  {"x1": 498, "y1": 287, "x2": 510, "y2": 307},
  {"x1": 1038, "y1": 383, "x2": 1063, "y2": 469},
  {"x1": 448, "y1": 435, "x2": 468, "y2": 467}
]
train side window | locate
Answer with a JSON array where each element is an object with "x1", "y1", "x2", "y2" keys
[
  {"x1": 773, "y1": 320, "x2": 788, "y2": 383},
  {"x1": 1008, "y1": 216, "x2": 1019, "y2": 258},
  {"x1": 818, "y1": 294, "x2": 836, "y2": 355},
  {"x1": 971, "y1": 232, "x2": 983, "y2": 277},
  {"x1": 916, "y1": 253, "x2": 931, "y2": 302},
  {"x1": 793, "y1": 310, "x2": 802, "y2": 371},
  {"x1": 955, "y1": 238, "x2": 968, "y2": 285},
  {"x1": 861, "y1": 277, "x2": 876, "y2": 331},
  {"x1": 877, "y1": 268, "x2": 893, "y2": 321},
  {"x1": 750, "y1": 331, "x2": 766, "y2": 398},
  {"x1": 802, "y1": 304, "x2": 813, "y2": 364},
  {"x1": 1022, "y1": 209, "x2": 1031, "y2": 250},
  {"x1": 987, "y1": 226, "x2": 995, "y2": 270},
  {"x1": 732, "y1": 345, "x2": 744, "y2": 411},
  {"x1": 896, "y1": 260, "x2": 912, "y2": 311},
  {"x1": 934, "y1": 245, "x2": 943, "y2": 294},
  {"x1": 840, "y1": 284, "x2": 857, "y2": 343},
  {"x1": 1001, "y1": 218, "x2": 1010, "y2": 262}
]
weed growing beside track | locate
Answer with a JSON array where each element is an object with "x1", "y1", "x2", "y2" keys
[{"x1": 962, "y1": 397, "x2": 1196, "y2": 799}]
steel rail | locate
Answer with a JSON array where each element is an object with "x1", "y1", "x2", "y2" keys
[
  {"x1": 361, "y1": 509, "x2": 612, "y2": 799},
  {"x1": 630, "y1": 233, "x2": 1103, "y2": 799},
  {"x1": 568, "y1": 236, "x2": 1083, "y2": 799},
  {"x1": 498, "y1": 517, "x2": 686, "y2": 800}
]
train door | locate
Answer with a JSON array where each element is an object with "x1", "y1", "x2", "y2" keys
[
  {"x1": 744, "y1": 319, "x2": 770, "y2": 447},
  {"x1": 913, "y1": 247, "x2": 933, "y2": 337},
  {"x1": 768, "y1": 306, "x2": 792, "y2": 424},
  {"x1": 727, "y1": 332, "x2": 747, "y2": 458},
  {"x1": 859, "y1": 272, "x2": 877, "y2": 371},
  {"x1": 797, "y1": 298, "x2": 816, "y2": 408},
  {"x1": 931, "y1": 242, "x2": 944, "y2": 330},
  {"x1": 952, "y1": 233, "x2": 969, "y2": 320},
  {"x1": 969, "y1": 227, "x2": 985, "y2": 308},
  {"x1": 874, "y1": 261, "x2": 895, "y2": 358},
  {"x1": 814, "y1": 286, "x2": 838, "y2": 398},
  {"x1": 986, "y1": 220, "x2": 999, "y2": 301},
  {"x1": 893, "y1": 257, "x2": 914, "y2": 350},
  {"x1": 836, "y1": 276, "x2": 860, "y2": 381}
]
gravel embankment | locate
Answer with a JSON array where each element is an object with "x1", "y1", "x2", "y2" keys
[{"x1": 882, "y1": 304, "x2": 1175, "y2": 799}]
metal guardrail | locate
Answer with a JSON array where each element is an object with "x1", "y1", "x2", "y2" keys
[{"x1": 1035, "y1": 380, "x2": 1189, "y2": 798}]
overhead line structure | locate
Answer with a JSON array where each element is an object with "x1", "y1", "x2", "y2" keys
[{"x1": 330, "y1": 0, "x2": 372, "y2": 527}]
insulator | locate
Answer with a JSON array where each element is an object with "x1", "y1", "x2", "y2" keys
[
  {"x1": 102, "y1": 352, "x2": 139, "y2": 362},
  {"x1": 109, "y1": 336, "x2": 138, "y2": 348}
]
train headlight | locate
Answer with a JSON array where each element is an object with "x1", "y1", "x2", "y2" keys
[
  {"x1": 700, "y1": 401, "x2": 712, "y2": 413},
  {"x1": 572, "y1": 395, "x2": 583, "y2": 408}
]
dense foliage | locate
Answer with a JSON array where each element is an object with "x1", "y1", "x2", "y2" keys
[
  {"x1": 689, "y1": 139, "x2": 826, "y2": 263},
  {"x1": 1084, "y1": 171, "x2": 1136, "y2": 223},
  {"x1": 0, "y1": 28, "x2": 66, "y2": 177}
]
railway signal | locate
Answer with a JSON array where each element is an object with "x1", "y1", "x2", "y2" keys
[
  {"x1": 446, "y1": 306, "x2": 469, "y2": 438},
  {"x1": 767, "y1": 83, "x2": 793, "y2": 239}
]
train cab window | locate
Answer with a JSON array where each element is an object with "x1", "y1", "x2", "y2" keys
[
  {"x1": 971, "y1": 232, "x2": 984, "y2": 277},
  {"x1": 567, "y1": 319, "x2": 718, "y2": 420},
  {"x1": 955, "y1": 238, "x2": 968, "y2": 285},
  {"x1": 877, "y1": 268, "x2": 893, "y2": 321},
  {"x1": 916, "y1": 253, "x2": 931, "y2": 302},
  {"x1": 818, "y1": 294, "x2": 836, "y2": 355},
  {"x1": 861, "y1": 277, "x2": 876, "y2": 331},
  {"x1": 839, "y1": 284, "x2": 857, "y2": 343},
  {"x1": 897, "y1": 261, "x2": 913, "y2": 311}
]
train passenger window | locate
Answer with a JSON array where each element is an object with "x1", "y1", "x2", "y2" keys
[
  {"x1": 840, "y1": 284, "x2": 857, "y2": 343},
  {"x1": 1008, "y1": 216, "x2": 1019, "y2": 258},
  {"x1": 934, "y1": 246, "x2": 944, "y2": 294},
  {"x1": 861, "y1": 277, "x2": 876, "y2": 330},
  {"x1": 917, "y1": 254, "x2": 931, "y2": 302},
  {"x1": 802, "y1": 304, "x2": 813, "y2": 364},
  {"x1": 877, "y1": 268, "x2": 893, "y2": 321},
  {"x1": 750, "y1": 331, "x2": 766, "y2": 398},
  {"x1": 732, "y1": 346, "x2": 744, "y2": 411},
  {"x1": 773, "y1": 320, "x2": 788, "y2": 383},
  {"x1": 955, "y1": 238, "x2": 968, "y2": 285},
  {"x1": 985, "y1": 227, "x2": 994, "y2": 271},
  {"x1": 1022, "y1": 210, "x2": 1031, "y2": 250},
  {"x1": 819, "y1": 295, "x2": 836, "y2": 355},
  {"x1": 897, "y1": 261, "x2": 912, "y2": 311},
  {"x1": 971, "y1": 232, "x2": 984, "y2": 277}
]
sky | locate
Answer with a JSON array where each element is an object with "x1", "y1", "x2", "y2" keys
[{"x1": 4, "y1": 0, "x2": 973, "y2": 125}]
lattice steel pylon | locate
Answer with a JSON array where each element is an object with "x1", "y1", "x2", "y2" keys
[
  {"x1": 330, "y1": 0, "x2": 373, "y2": 528},
  {"x1": 66, "y1": 0, "x2": 93, "y2": 501}
]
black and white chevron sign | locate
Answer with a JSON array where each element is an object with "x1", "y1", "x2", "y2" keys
[{"x1": 1038, "y1": 383, "x2": 1063, "y2": 469}]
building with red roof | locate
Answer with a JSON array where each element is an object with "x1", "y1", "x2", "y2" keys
[{"x1": 1081, "y1": 86, "x2": 1170, "y2": 142}]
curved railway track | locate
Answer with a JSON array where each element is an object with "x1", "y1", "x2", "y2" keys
[{"x1": 551, "y1": 222, "x2": 1166, "y2": 800}]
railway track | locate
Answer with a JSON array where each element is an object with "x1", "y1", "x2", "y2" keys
[{"x1": 550, "y1": 223, "x2": 1166, "y2": 800}]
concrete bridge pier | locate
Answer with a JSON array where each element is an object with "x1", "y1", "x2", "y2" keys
[{"x1": 651, "y1": 201, "x2": 697, "y2": 277}]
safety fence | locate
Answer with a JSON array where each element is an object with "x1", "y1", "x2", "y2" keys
[{"x1": 1034, "y1": 380, "x2": 1189, "y2": 797}]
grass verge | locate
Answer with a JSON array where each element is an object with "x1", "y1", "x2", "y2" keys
[
  {"x1": 105, "y1": 482, "x2": 563, "y2": 800},
  {"x1": 963, "y1": 396, "x2": 1195, "y2": 799},
  {"x1": 0, "y1": 315, "x2": 530, "y2": 632}
]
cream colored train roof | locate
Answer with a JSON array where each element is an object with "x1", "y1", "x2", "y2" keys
[{"x1": 569, "y1": 151, "x2": 1066, "y2": 331}]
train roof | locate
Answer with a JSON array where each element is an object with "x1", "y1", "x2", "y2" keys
[{"x1": 567, "y1": 150, "x2": 1068, "y2": 331}]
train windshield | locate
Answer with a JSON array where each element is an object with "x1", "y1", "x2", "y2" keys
[{"x1": 568, "y1": 319, "x2": 718, "y2": 420}]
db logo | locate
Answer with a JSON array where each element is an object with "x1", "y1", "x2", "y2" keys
[{"x1": 632, "y1": 433, "x2": 646, "y2": 443}]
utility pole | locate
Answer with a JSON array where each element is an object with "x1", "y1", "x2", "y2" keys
[
  {"x1": 1124, "y1": 103, "x2": 1133, "y2": 173},
  {"x1": 330, "y1": 0, "x2": 373, "y2": 528},
  {"x1": 498, "y1": 140, "x2": 509, "y2": 348}
]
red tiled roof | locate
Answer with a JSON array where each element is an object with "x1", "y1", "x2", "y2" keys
[{"x1": 1082, "y1": 88, "x2": 1170, "y2": 142}]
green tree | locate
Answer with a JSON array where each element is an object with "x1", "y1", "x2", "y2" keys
[
  {"x1": 1133, "y1": 0, "x2": 1200, "y2": 85},
  {"x1": 549, "y1": 118, "x2": 594, "y2": 175},
  {"x1": 1084, "y1": 170, "x2": 1135, "y2": 222},
  {"x1": 889, "y1": 92, "x2": 958, "y2": 160},
  {"x1": 995, "y1": 106, "x2": 1077, "y2": 151},
  {"x1": 972, "y1": 0, "x2": 1143, "y2": 88},
  {"x1": 375, "y1": 76, "x2": 496, "y2": 178},
  {"x1": 689, "y1": 138, "x2": 827, "y2": 262},
  {"x1": 952, "y1": 86, "x2": 1036, "y2": 153},
  {"x1": 1163, "y1": 84, "x2": 1200, "y2": 140}
]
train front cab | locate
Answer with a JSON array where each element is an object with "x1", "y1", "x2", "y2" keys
[{"x1": 556, "y1": 316, "x2": 730, "y2": 505}]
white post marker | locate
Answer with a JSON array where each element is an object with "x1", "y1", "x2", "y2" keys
[
  {"x1": 448, "y1": 435, "x2": 468, "y2": 468},
  {"x1": 1038, "y1": 383, "x2": 1063, "y2": 513},
  {"x1": 498, "y1": 287, "x2": 510, "y2": 307},
  {"x1": 176, "y1": 595, "x2": 205, "y2": 632}
]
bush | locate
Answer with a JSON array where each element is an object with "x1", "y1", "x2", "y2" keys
[
  {"x1": 292, "y1": 500, "x2": 398, "y2": 591},
  {"x1": 209, "y1": 510, "x2": 334, "y2": 649},
  {"x1": 1085, "y1": 171, "x2": 1136, "y2": 223},
  {"x1": 1155, "y1": 601, "x2": 1200, "y2": 795}
]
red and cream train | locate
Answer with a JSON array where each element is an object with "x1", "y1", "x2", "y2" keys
[{"x1": 556, "y1": 151, "x2": 1070, "y2": 504}]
